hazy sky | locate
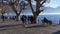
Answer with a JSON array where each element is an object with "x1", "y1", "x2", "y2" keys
[
  {"x1": 44, "y1": 0, "x2": 60, "y2": 8},
  {"x1": 32, "y1": 0, "x2": 60, "y2": 8}
]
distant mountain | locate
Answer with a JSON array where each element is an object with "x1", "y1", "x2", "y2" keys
[
  {"x1": 20, "y1": 5, "x2": 60, "y2": 15},
  {"x1": 43, "y1": 7, "x2": 60, "y2": 13},
  {"x1": 40, "y1": 7, "x2": 60, "y2": 15}
]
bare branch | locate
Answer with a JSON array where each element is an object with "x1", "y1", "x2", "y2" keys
[
  {"x1": 36, "y1": 0, "x2": 40, "y2": 13},
  {"x1": 28, "y1": 0, "x2": 35, "y2": 13},
  {"x1": 40, "y1": 0, "x2": 46, "y2": 7}
]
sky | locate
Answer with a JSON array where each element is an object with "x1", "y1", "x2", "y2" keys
[
  {"x1": 0, "y1": 0, "x2": 60, "y2": 8},
  {"x1": 44, "y1": 0, "x2": 60, "y2": 8},
  {"x1": 32, "y1": 0, "x2": 60, "y2": 8},
  {"x1": 0, "y1": 0, "x2": 60, "y2": 15}
]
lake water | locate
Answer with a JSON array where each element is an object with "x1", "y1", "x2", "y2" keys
[{"x1": 38, "y1": 15, "x2": 60, "y2": 25}]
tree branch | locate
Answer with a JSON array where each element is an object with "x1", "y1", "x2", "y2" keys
[
  {"x1": 36, "y1": 0, "x2": 46, "y2": 15},
  {"x1": 40, "y1": 0, "x2": 46, "y2": 7},
  {"x1": 37, "y1": 9, "x2": 44, "y2": 16},
  {"x1": 28, "y1": 0, "x2": 35, "y2": 13},
  {"x1": 18, "y1": 6, "x2": 23, "y2": 15},
  {"x1": 36, "y1": 0, "x2": 40, "y2": 13}
]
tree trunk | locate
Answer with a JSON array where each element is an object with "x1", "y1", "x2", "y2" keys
[
  {"x1": 16, "y1": 14, "x2": 19, "y2": 21},
  {"x1": 33, "y1": 17, "x2": 37, "y2": 24},
  {"x1": 33, "y1": 14, "x2": 37, "y2": 24},
  {"x1": 2, "y1": 13, "x2": 4, "y2": 21}
]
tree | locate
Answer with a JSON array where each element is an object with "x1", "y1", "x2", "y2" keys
[
  {"x1": 6, "y1": 0, "x2": 28, "y2": 21},
  {"x1": 27, "y1": 0, "x2": 46, "y2": 23},
  {"x1": 0, "y1": 3, "x2": 9, "y2": 21}
]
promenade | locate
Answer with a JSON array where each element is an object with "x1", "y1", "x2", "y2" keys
[{"x1": 0, "y1": 19, "x2": 59, "y2": 34}]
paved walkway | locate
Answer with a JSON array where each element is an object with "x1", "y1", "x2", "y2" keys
[
  {"x1": 0, "y1": 19, "x2": 22, "y2": 25},
  {"x1": 0, "y1": 20, "x2": 60, "y2": 34}
]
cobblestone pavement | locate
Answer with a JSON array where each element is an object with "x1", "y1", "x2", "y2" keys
[{"x1": 0, "y1": 20, "x2": 60, "y2": 34}]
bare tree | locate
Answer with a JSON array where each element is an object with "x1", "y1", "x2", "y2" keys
[
  {"x1": 0, "y1": 3, "x2": 9, "y2": 21},
  {"x1": 6, "y1": 0, "x2": 28, "y2": 21},
  {"x1": 27, "y1": 0, "x2": 46, "y2": 23}
]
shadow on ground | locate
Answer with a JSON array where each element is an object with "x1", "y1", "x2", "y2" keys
[
  {"x1": 52, "y1": 30, "x2": 60, "y2": 34},
  {"x1": 0, "y1": 24, "x2": 22, "y2": 31},
  {"x1": 25, "y1": 25, "x2": 47, "y2": 28},
  {"x1": 0, "y1": 24, "x2": 22, "y2": 28}
]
